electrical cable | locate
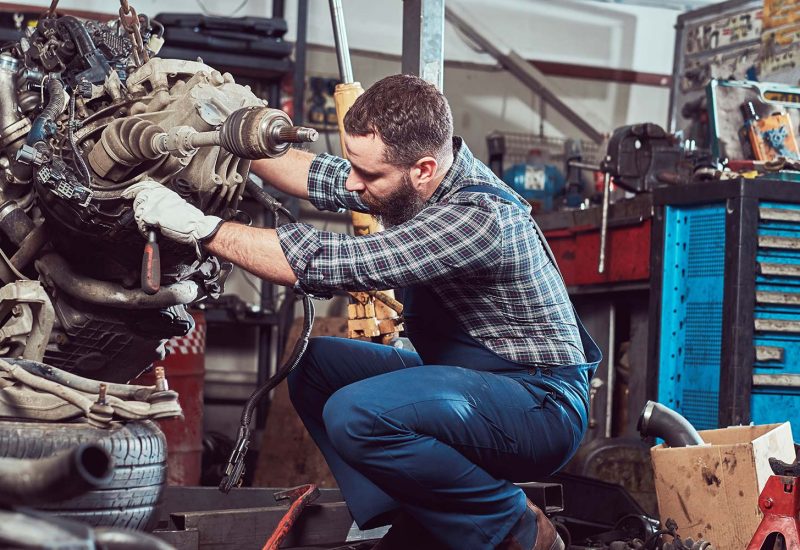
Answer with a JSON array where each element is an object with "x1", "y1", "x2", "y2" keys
[
  {"x1": 67, "y1": 94, "x2": 92, "y2": 188},
  {"x1": 219, "y1": 176, "x2": 313, "y2": 492}
]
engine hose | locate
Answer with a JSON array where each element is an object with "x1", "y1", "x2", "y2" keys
[
  {"x1": 27, "y1": 77, "x2": 65, "y2": 145},
  {"x1": 244, "y1": 177, "x2": 297, "y2": 223},
  {"x1": 68, "y1": 94, "x2": 91, "y2": 187},
  {"x1": 57, "y1": 16, "x2": 95, "y2": 57},
  {"x1": 0, "y1": 443, "x2": 112, "y2": 506}
]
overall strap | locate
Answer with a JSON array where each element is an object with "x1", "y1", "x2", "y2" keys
[{"x1": 457, "y1": 184, "x2": 564, "y2": 282}]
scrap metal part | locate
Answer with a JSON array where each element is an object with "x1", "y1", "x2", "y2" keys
[{"x1": 0, "y1": 357, "x2": 181, "y2": 424}]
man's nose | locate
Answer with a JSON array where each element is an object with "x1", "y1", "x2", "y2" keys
[{"x1": 345, "y1": 174, "x2": 365, "y2": 192}]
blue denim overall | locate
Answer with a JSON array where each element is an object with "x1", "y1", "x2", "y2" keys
[{"x1": 287, "y1": 186, "x2": 601, "y2": 549}]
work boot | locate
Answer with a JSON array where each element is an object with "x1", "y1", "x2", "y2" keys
[
  {"x1": 371, "y1": 511, "x2": 441, "y2": 550},
  {"x1": 496, "y1": 499, "x2": 565, "y2": 550}
]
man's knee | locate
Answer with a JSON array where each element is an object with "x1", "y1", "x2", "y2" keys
[
  {"x1": 287, "y1": 336, "x2": 339, "y2": 406},
  {"x1": 322, "y1": 385, "x2": 386, "y2": 464}
]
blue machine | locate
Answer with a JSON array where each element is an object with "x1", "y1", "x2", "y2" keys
[
  {"x1": 653, "y1": 180, "x2": 800, "y2": 441},
  {"x1": 502, "y1": 163, "x2": 565, "y2": 212}
]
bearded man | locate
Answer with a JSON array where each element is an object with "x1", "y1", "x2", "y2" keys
[{"x1": 125, "y1": 74, "x2": 600, "y2": 550}]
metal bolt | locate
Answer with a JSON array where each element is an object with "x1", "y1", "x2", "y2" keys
[
  {"x1": 764, "y1": 498, "x2": 773, "y2": 509},
  {"x1": 154, "y1": 366, "x2": 168, "y2": 391},
  {"x1": 96, "y1": 383, "x2": 107, "y2": 405},
  {"x1": 10, "y1": 305, "x2": 22, "y2": 317}
]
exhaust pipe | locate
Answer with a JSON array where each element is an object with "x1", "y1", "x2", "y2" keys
[
  {"x1": 637, "y1": 400, "x2": 704, "y2": 447},
  {"x1": 0, "y1": 443, "x2": 113, "y2": 506}
]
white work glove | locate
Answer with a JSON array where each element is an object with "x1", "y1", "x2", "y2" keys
[{"x1": 122, "y1": 180, "x2": 223, "y2": 250}]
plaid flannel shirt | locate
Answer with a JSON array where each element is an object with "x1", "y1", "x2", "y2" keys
[{"x1": 276, "y1": 138, "x2": 585, "y2": 367}]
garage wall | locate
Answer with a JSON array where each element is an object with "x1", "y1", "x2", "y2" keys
[{"x1": 18, "y1": 0, "x2": 677, "y2": 150}]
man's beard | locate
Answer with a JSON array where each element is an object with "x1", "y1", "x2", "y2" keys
[{"x1": 361, "y1": 173, "x2": 426, "y2": 227}]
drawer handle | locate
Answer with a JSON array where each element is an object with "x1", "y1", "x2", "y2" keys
[
  {"x1": 755, "y1": 318, "x2": 800, "y2": 333},
  {"x1": 758, "y1": 262, "x2": 800, "y2": 278},
  {"x1": 759, "y1": 235, "x2": 800, "y2": 250},
  {"x1": 755, "y1": 346, "x2": 784, "y2": 362},
  {"x1": 760, "y1": 207, "x2": 800, "y2": 224},
  {"x1": 757, "y1": 291, "x2": 800, "y2": 306},
  {"x1": 753, "y1": 374, "x2": 800, "y2": 387}
]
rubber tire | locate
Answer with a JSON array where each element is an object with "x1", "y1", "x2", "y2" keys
[{"x1": 0, "y1": 419, "x2": 166, "y2": 530}]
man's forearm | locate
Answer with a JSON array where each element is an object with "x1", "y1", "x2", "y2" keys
[
  {"x1": 204, "y1": 222, "x2": 298, "y2": 287},
  {"x1": 249, "y1": 148, "x2": 315, "y2": 200}
]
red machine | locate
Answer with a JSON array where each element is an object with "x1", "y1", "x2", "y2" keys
[{"x1": 747, "y1": 458, "x2": 800, "y2": 550}]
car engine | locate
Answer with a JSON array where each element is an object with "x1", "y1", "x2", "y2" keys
[{"x1": 0, "y1": 7, "x2": 315, "y2": 382}]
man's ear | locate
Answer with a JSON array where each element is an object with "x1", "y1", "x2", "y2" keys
[{"x1": 411, "y1": 156, "x2": 439, "y2": 188}]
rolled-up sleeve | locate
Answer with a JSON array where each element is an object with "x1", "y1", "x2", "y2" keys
[
  {"x1": 307, "y1": 153, "x2": 370, "y2": 213},
  {"x1": 276, "y1": 202, "x2": 502, "y2": 295}
]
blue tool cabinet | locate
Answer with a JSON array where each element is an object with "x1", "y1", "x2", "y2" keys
[{"x1": 649, "y1": 178, "x2": 800, "y2": 441}]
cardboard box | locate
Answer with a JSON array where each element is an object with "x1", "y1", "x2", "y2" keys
[{"x1": 650, "y1": 423, "x2": 794, "y2": 549}]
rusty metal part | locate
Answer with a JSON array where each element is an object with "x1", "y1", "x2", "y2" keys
[
  {"x1": 88, "y1": 383, "x2": 114, "y2": 428},
  {"x1": 36, "y1": 253, "x2": 203, "y2": 309},
  {"x1": 0, "y1": 443, "x2": 113, "y2": 507},
  {"x1": 217, "y1": 106, "x2": 318, "y2": 159},
  {"x1": 0, "y1": 357, "x2": 182, "y2": 422},
  {"x1": 0, "y1": 280, "x2": 54, "y2": 362}
]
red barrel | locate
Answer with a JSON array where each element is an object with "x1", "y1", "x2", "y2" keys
[{"x1": 134, "y1": 310, "x2": 205, "y2": 485}]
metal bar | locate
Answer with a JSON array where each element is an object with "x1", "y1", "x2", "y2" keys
[
  {"x1": 719, "y1": 195, "x2": 758, "y2": 428},
  {"x1": 515, "y1": 482, "x2": 564, "y2": 514},
  {"x1": 444, "y1": 5, "x2": 604, "y2": 144},
  {"x1": 328, "y1": 0, "x2": 354, "y2": 84},
  {"x1": 598, "y1": 171, "x2": 611, "y2": 273},
  {"x1": 402, "y1": 0, "x2": 445, "y2": 90},
  {"x1": 292, "y1": 0, "x2": 308, "y2": 125},
  {"x1": 272, "y1": 0, "x2": 285, "y2": 18},
  {"x1": 171, "y1": 502, "x2": 354, "y2": 549}
]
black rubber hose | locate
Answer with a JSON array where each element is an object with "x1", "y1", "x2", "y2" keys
[
  {"x1": 27, "y1": 77, "x2": 65, "y2": 144},
  {"x1": 244, "y1": 177, "x2": 297, "y2": 223},
  {"x1": 240, "y1": 294, "x2": 314, "y2": 427},
  {"x1": 0, "y1": 443, "x2": 113, "y2": 506},
  {"x1": 637, "y1": 400, "x2": 704, "y2": 447},
  {"x1": 57, "y1": 16, "x2": 96, "y2": 57}
]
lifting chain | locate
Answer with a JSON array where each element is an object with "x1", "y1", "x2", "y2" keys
[{"x1": 119, "y1": 0, "x2": 149, "y2": 66}]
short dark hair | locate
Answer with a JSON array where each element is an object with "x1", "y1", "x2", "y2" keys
[{"x1": 343, "y1": 74, "x2": 453, "y2": 168}]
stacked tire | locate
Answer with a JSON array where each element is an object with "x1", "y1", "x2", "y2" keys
[{"x1": 0, "y1": 419, "x2": 166, "y2": 530}]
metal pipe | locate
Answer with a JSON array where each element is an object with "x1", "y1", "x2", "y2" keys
[
  {"x1": 637, "y1": 400, "x2": 704, "y2": 447},
  {"x1": 36, "y1": 253, "x2": 202, "y2": 309},
  {"x1": 328, "y1": 0, "x2": 354, "y2": 84},
  {"x1": 0, "y1": 54, "x2": 20, "y2": 135},
  {"x1": 0, "y1": 443, "x2": 112, "y2": 506},
  {"x1": 93, "y1": 528, "x2": 177, "y2": 550},
  {"x1": 598, "y1": 171, "x2": 611, "y2": 273}
]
